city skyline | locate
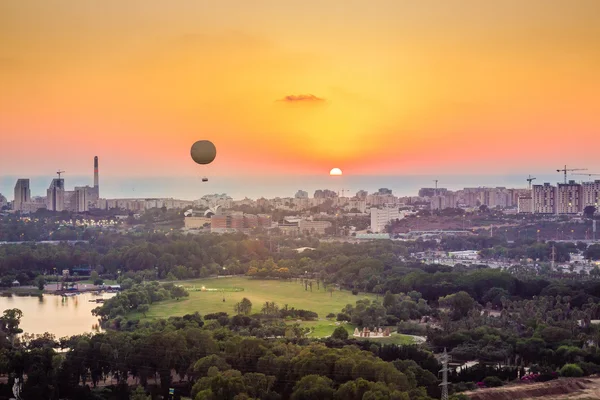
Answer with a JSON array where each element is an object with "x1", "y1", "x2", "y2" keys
[{"x1": 1, "y1": 1, "x2": 600, "y2": 179}]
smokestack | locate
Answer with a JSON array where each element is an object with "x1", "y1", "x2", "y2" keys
[{"x1": 94, "y1": 156, "x2": 99, "y2": 197}]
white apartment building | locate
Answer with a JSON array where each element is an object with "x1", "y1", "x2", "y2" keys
[
  {"x1": 517, "y1": 196, "x2": 533, "y2": 213},
  {"x1": 370, "y1": 207, "x2": 401, "y2": 233},
  {"x1": 557, "y1": 181, "x2": 583, "y2": 214},
  {"x1": 532, "y1": 183, "x2": 556, "y2": 214},
  {"x1": 583, "y1": 180, "x2": 600, "y2": 208},
  {"x1": 346, "y1": 200, "x2": 367, "y2": 213},
  {"x1": 366, "y1": 193, "x2": 398, "y2": 206}
]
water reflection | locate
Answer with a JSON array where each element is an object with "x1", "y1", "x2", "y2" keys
[{"x1": 0, "y1": 292, "x2": 115, "y2": 337}]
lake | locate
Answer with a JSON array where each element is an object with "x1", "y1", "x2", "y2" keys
[{"x1": 0, "y1": 292, "x2": 116, "y2": 338}]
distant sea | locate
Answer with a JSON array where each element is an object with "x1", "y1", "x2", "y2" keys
[{"x1": 0, "y1": 174, "x2": 569, "y2": 202}]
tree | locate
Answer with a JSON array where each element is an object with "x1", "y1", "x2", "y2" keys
[
  {"x1": 171, "y1": 285, "x2": 188, "y2": 300},
  {"x1": 137, "y1": 304, "x2": 149, "y2": 317},
  {"x1": 585, "y1": 245, "x2": 600, "y2": 261},
  {"x1": 584, "y1": 205, "x2": 597, "y2": 218},
  {"x1": 234, "y1": 298, "x2": 252, "y2": 315},
  {"x1": 90, "y1": 270, "x2": 99, "y2": 282},
  {"x1": 0, "y1": 308, "x2": 23, "y2": 346},
  {"x1": 331, "y1": 326, "x2": 349, "y2": 340},
  {"x1": 291, "y1": 375, "x2": 335, "y2": 400},
  {"x1": 438, "y1": 292, "x2": 477, "y2": 320},
  {"x1": 36, "y1": 277, "x2": 46, "y2": 291},
  {"x1": 383, "y1": 291, "x2": 396, "y2": 308}
]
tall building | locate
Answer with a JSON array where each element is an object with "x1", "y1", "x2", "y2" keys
[
  {"x1": 93, "y1": 156, "x2": 99, "y2": 199},
  {"x1": 74, "y1": 186, "x2": 89, "y2": 212},
  {"x1": 46, "y1": 179, "x2": 65, "y2": 212},
  {"x1": 557, "y1": 181, "x2": 582, "y2": 214},
  {"x1": 0, "y1": 193, "x2": 7, "y2": 208},
  {"x1": 314, "y1": 189, "x2": 337, "y2": 198},
  {"x1": 532, "y1": 183, "x2": 556, "y2": 214},
  {"x1": 517, "y1": 196, "x2": 533, "y2": 213},
  {"x1": 356, "y1": 190, "x2": 368, "y2": 200},
  {"x1": 583, "y1": 180, "x2": 600, "y2": 209},
  {"x1": 13, "y1": 179, "x2": 31, "y2": 211},
  {"x1": 419, "y1": 187, "x2": 448, "y2": 197},
  {"x1": 370, "y1": 207, "x2": 401, "y2": 233},
  {"x1": 294, "y1": 190, "x2": 308, "y2": 199},
  {"x1": 431, "y1": 192, "x2": 458, "y2": 210}
]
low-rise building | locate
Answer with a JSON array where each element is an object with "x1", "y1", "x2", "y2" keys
[
  {"x1": 448, "y1": 250, "x2": 480, "y2": 260},
  {"x1": 184, "y1": 216, "x2": 211, "y2": 229}
]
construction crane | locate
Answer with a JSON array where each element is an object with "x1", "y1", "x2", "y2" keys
[
  {"x1": 573, "y1": 173, "x2": 600, "y2": 177},
  {"x1": 56, "y1": 170, "x2": 65, "y2": 180},
  {"x1": 526, "y1": 175, "x2": 536, "y2": 190},
  {"x1": 556, "y1": 165, "x2": 587, "y2": 184}
]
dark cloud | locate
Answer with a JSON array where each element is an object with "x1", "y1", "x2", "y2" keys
[{"x1": 279, "y1": 94, "x2": 325, "y2": 103}]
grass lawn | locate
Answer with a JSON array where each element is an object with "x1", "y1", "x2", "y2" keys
[
  {"x1": 137, "y1": 277, "x2": 377, "y2": 331},
  {"x1": 136, "y1": 277, "x2": 416, "y2": 343}
]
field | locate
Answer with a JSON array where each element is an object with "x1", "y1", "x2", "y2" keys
[{"x1": 137, "y1": 277, "x2": 415, "y2": 342}]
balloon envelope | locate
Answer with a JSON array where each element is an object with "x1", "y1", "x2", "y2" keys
[{"x1": 190, "y1": 140, "x2": 217, "y2": 165}]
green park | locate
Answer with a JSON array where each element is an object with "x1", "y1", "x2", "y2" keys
[{"x1": 131, "y1": 276, "x2": 414, "y2": 343}]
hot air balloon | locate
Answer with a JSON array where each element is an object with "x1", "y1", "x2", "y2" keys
[{"x1": 190, "y1": 140, "x2": 216, "y2": 182}]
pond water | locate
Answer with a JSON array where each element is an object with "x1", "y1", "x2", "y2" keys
[{"x1": 0, "y1": 292, "x2": 116, "y2": 338}]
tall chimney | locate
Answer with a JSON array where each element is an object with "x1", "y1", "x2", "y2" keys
[{"x1": 94, "y1": 156, "x2": 99, "y2": 197}]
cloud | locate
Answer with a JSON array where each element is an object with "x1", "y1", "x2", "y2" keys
[{"x1": 279, "y1": 94, "x2": 325, "y2": 103}]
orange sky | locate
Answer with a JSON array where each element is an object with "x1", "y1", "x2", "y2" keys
[{"x1": 1, "y1": 1, "x2": 599, "y2": 178}]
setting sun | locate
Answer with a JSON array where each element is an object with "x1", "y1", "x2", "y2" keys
[{"x1": 330, "y1": 168, "x2": 343, "y2": 176}]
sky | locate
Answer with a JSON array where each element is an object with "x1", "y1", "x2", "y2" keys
[{"x1": 1, "y1": 1, "x2": 600, "y2": 182}]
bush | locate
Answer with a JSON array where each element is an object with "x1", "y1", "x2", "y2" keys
[
  {"x1": 482, "y1": 376, "x2": 503, "y2": 388},
  {"x1": 577, "y1": 361, "x2": 600, "y2": 376},
  {"x1": 452, "y1": 382, "x2": 475, "y2": 393},
  {"x1": 450, "y1": 395, "x2": 470, "y2": 400},
  {"x1": 204, "y1": 312, "x2": 229, "y2": 320},
  {"x1": 559, "y1": 363, "x2": 584, "y2": 377},
  {"x1": 351, "y1": 289, "x2": 359, "y2": 295},
  {"x1": 326, "y1": 313, "x2": 335, "y2": 319}
]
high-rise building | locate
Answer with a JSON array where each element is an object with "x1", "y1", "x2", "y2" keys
[
  {"x1": 582, "y1": 180, "x2": 600, "y2": 209},
  {"x1": 431, "y1": 192, "x2": 458, "y2": 210},
  {"x1": 557, "y1": 181, "x2": 582, "y2": 214},
  {"x1": 517, "y1": 196, "x2": 533, "y2": 213},
  {"x1": 314, "y1": 189, "x2": 337, "y2": 198},
  {"x1": 0, "y1": 193, "x2": 7, "y2": 208},
  {"x1": 74, "y1": 186, "x2": 89, "y2": 212},
  {"x1": 419, "y1": 187, "x2": 448, "y2": 197},
  {"x1": 532, "y1": 183, "x2": 556, "y2": 214},
  {"x1": 46, "y1": 179, "x2": 65, "y2": 212},
  {"x1": 356, "y1": 190, "x2": 368, "y2": 200},
  {"x1": 370, "y1": 207, "x2": 401, "y2": 233},
  {"x1": 93, "y1": 156, "x2": 99, "y2": 199},
  {"x1": 295, "y1": 190, "x2": 308, "y2": 199},
  {"x1": 13, "y1": 179, "x2": 31, "y2": 211}
]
